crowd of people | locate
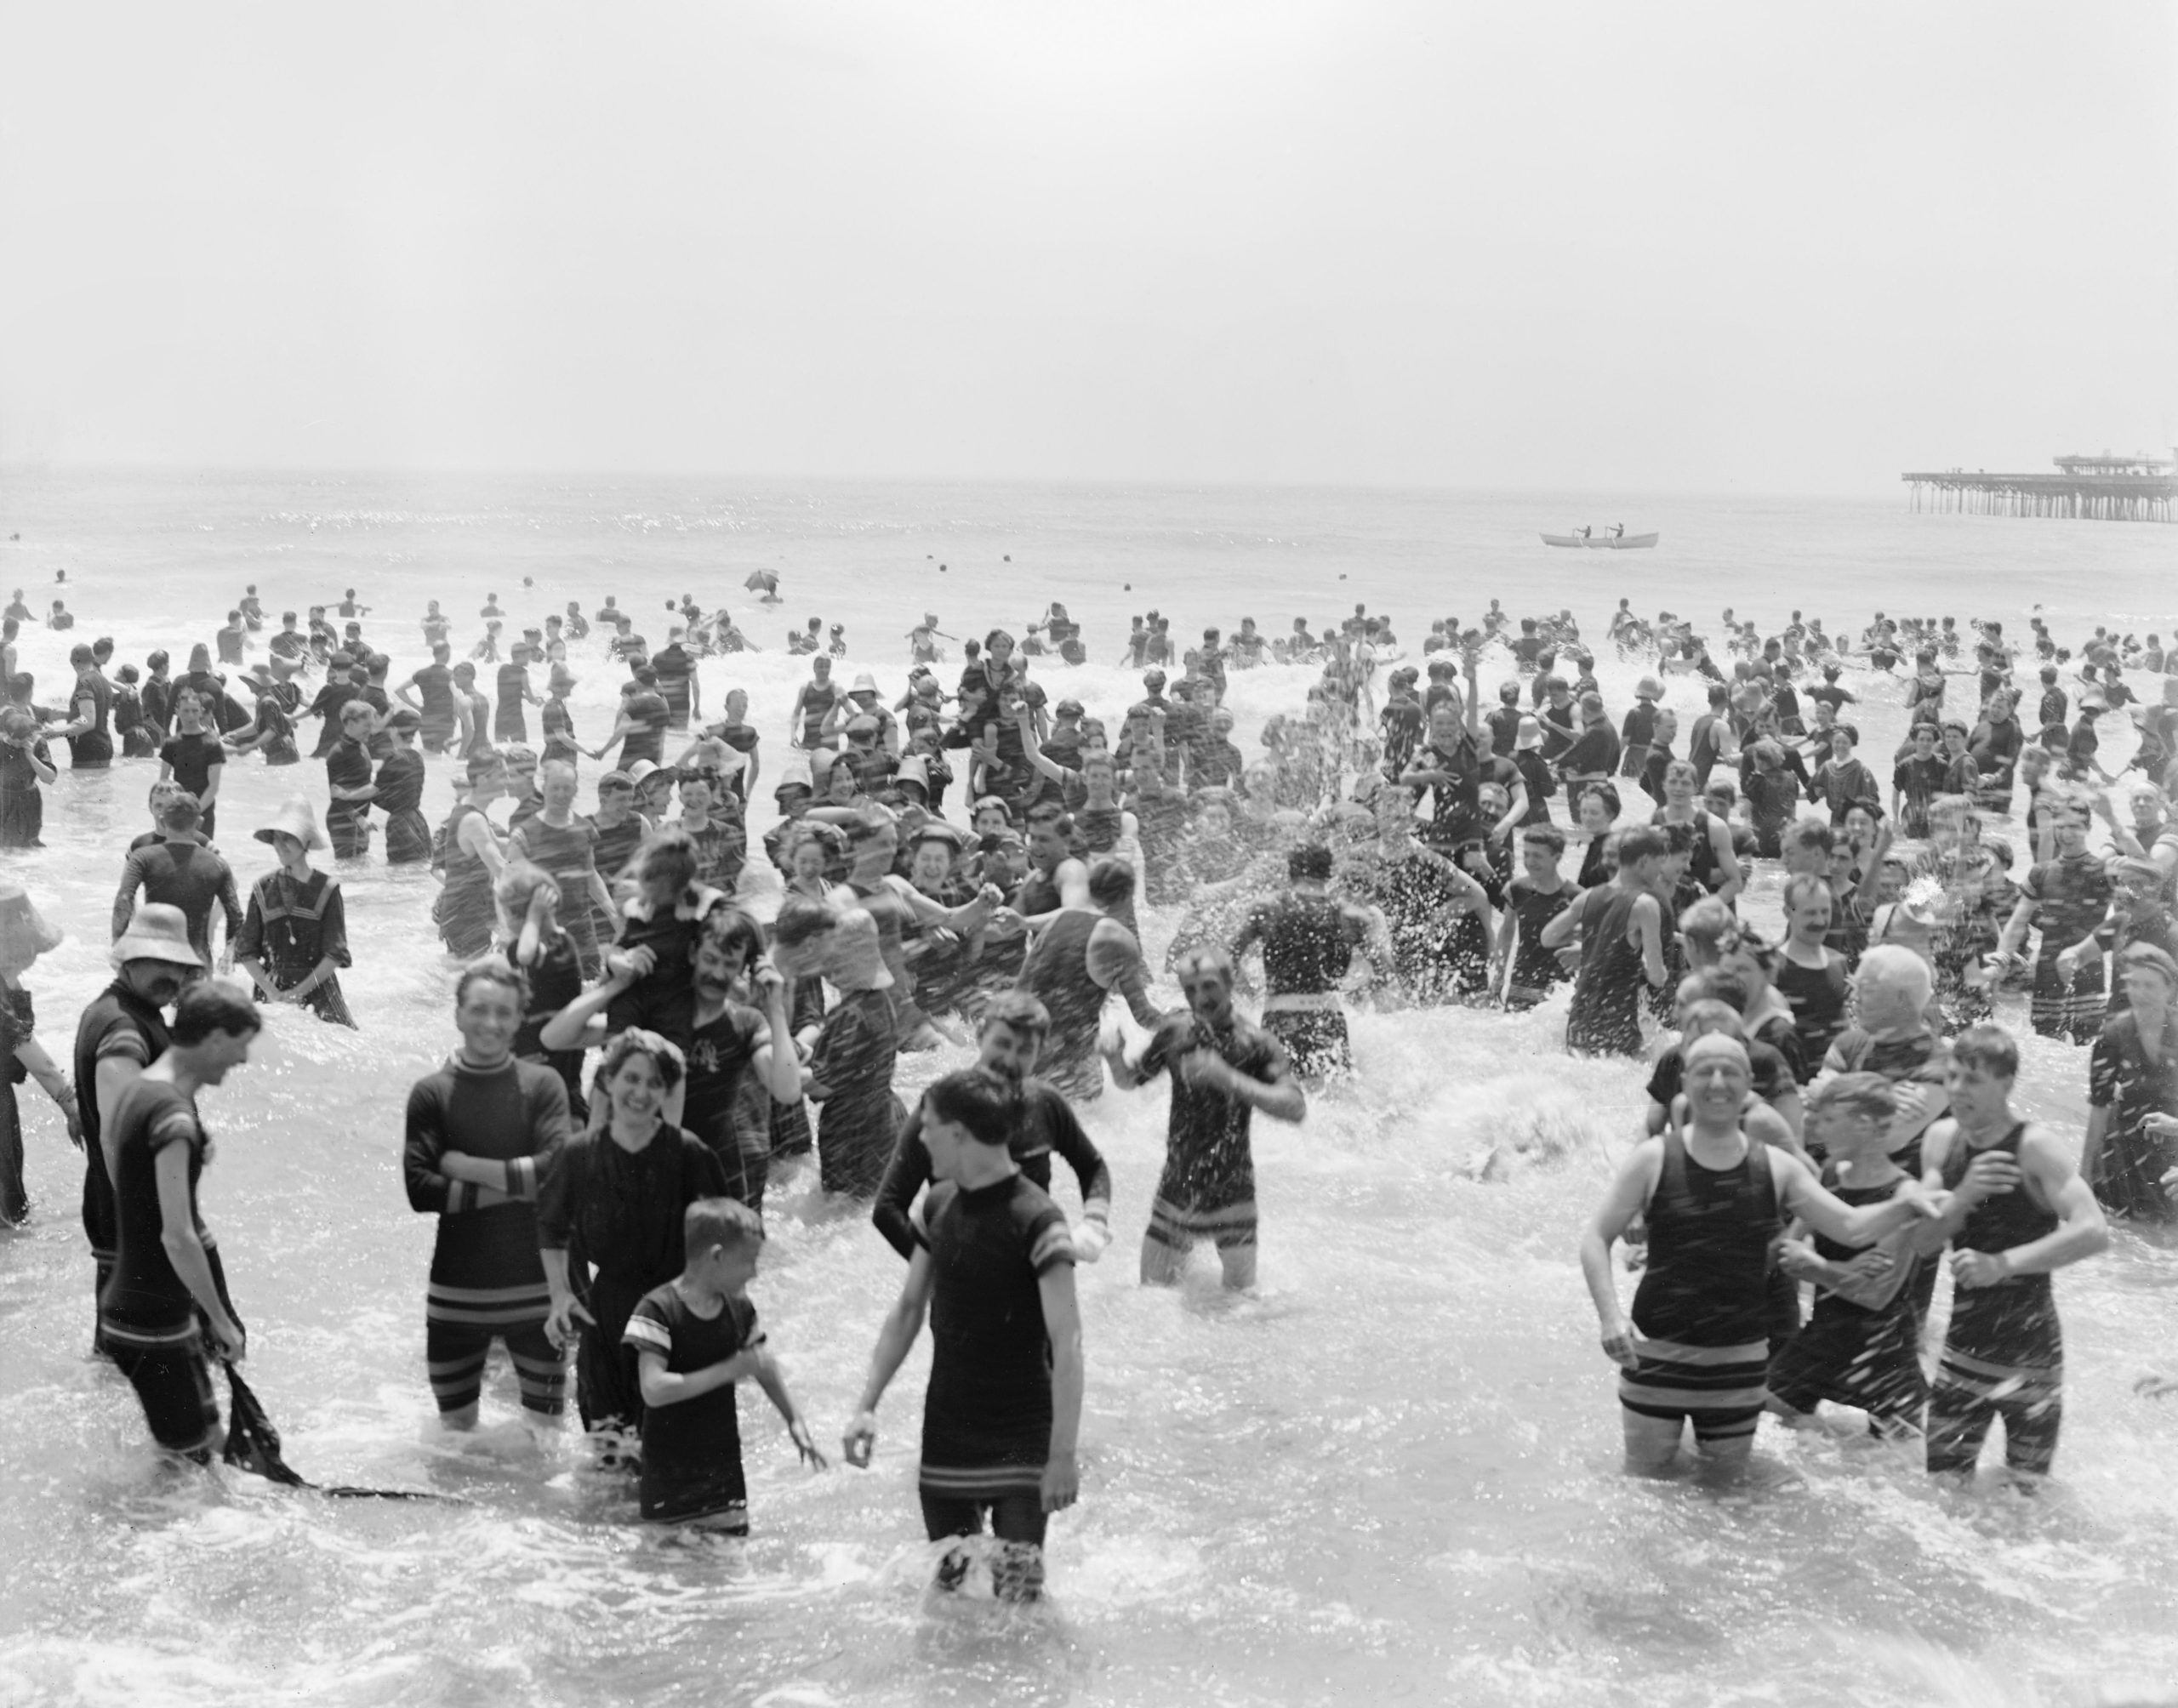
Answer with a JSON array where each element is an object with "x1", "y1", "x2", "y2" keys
[{"x1": 4, "y1": 578, "x2": 2178, "y2": 1597}]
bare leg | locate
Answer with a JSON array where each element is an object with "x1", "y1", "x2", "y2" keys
[
  {"x1": 1216, "y1": 1243, "x2": 1258, "y2": 1291},
  {"x1": 1139, "y1": 1234, "x2": 1189, "y2": 1287},
  {"x1": 1620, "y1": 1409, "x2": 1686, "y2": 1476}
]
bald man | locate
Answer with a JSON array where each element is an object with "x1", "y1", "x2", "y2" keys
[{"x1": 1580, "y1": 1033, "x2": 1938, "y2": 1476}]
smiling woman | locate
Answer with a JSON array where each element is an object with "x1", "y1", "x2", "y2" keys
[{"x1": 538, "y1": 1027, "x2": 726, "y2": 1449}]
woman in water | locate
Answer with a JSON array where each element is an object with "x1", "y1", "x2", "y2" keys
[
  {"x1": 769, "y1": 895, "x2": 903, "y2": 1198},
  {"x1": 540, "y1": 1028, "x2": 728, "y2": 1454}
]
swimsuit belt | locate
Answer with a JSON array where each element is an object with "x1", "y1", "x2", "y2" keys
[{"x1": 1263, "y1": 990, "x2": 1343, "y2": 1014}]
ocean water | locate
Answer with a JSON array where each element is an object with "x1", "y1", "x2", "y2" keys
[{"x1": 0, "y1": 470, "x2": 2175, "y2": 1708}]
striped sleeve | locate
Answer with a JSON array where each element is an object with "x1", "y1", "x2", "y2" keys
[
  {"x1": 1026, "y1": 1207, "x2": 1075, "y2": 1274},
  {"x1": 622, "y1": 1297, "x2": 673, "y2": 1355},
  {"x1": 146, "y1": 1102, "x2": 201, "y2": 1157},
  {"x1": 95, "y1": 1022, "x2": 151, "y2": 1067}
]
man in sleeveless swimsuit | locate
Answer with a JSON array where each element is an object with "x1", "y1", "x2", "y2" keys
[
  {"x1": 1580, "y1": 1033, "x2": 1937, "y2": 1475},
  {"x1": 1915, "y1": 1024, "x2": 2108, "y2": 1481}
]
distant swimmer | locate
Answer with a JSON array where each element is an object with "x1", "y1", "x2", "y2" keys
[
  {"x1": 3, "y1": 591, "x2": 31, "y2": 623},
  {"x1": 481, "y1": 593, "x2": 505, "y2": 619}
]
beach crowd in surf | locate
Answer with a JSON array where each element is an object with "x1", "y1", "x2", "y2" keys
[{"x1": 3, "y1": 565, "x2": 2177, "y2": 1597}]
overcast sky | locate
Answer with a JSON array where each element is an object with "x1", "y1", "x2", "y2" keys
[{"x1": 2, "y1": 2, "x2": 2172, "y2": 492}]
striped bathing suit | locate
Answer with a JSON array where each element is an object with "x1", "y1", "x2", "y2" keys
[
  {"x1": 403, "y1": 1056, "x2": 574, "y2": 1418},
  {"x1": 1621, "y1": 1129, "x2": 1780, "y2": 1446}
]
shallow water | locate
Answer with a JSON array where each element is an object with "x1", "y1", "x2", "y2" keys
[{"x1": 1, "y1": 472, "x2": 2176, "y2": 1707}]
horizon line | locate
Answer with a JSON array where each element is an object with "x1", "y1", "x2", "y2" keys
[{"x1": 0, "y1": 462, "x2": 1913, "y2": 504}]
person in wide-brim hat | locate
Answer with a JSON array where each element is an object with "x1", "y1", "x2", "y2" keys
[
  {"x1": 111, "y1": 902, "x2": 204, "y2": 971},
  {"x1": 254, "y1": 796, "x2": 329, "y2": 854},
  {"x1": 0, "y1": 874, "x2": 77, "y2": 1221},
  {"x1": 0, "y1": 874, "x2": 63, "y2": 968},
  {"x1": 238, "y1": 797, "x2": 356, "y2": 1028}
]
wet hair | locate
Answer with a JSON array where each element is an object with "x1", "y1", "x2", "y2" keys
[
  {"x1": 1615, "y1": 825, "x2": 1668, "y2": 866},
  {"x1": 169, "y1": 982, "x2": 262, "y2": 1046},
  {"x1": 493, "y1": 859, "x2": 559, "y2": 922},
  {"x1": 921, "y1": 1067, "x2": 1020, "y2": 1147},
  {"x1": 1172, "y1": 944, "x2": 1236, "y2": 985},
  {"x1": 1948, "y1": 1022, "x2": 2020, "y2": 1083},
  {"x1": 771, "y1": 894, "x2": 843, "y2": 948},
  {"x1": 684, "y1": 1195, "x2": 764, "y2": 1258},
  {"x1": 1805, "y1": 1072, "x2": 1897, "y2": 1126},
  {"x1": 1577, "y1": 783, "x2": 1622, "y2": 822},
  {"x1": 843, "y1": 812, "x2": 895, "y2": 850},
  {"x1": 146, "y1": 650, "x2": 169, "y2": 673},
  {"x1": 1664, "y1": 760, "x2": 1700, "y2": 788},
  {"x1": 697, "y1": 906, "x2": 766, "y2": 970},
  {"x1": 1522, "y1": 823, "x2": 1567, "y2": 856},
  {"x1": 1674, "y1": 998, "x2": 1746, "y2": 1041},
  {"x1": 465, "y1": 749, "x2": 507, "y2": 782},
  {"x1": 455, "y1": 954, "x2": 531, "y2": 1011},
  {"x1": 980, "y1": 990, "x2": 1052, "y2": 1040},
  {"x1": 1086, "y1": 856, "x2": 1136, "y2": 911},
  {"x1": 601, "y1": 1028, "x2": 687, "y2": 1091},
  {"x1": 1784, "y1": 819, "x2": 1835, "y2": 857},
  {"x1": 1683, "y1": 966, "x2": 1750, "y2": 1011},
  {"x1": 160, "y1": 793, "x2": 203, "y2": 832},
  {"x1": 1288, "y1": 843, "x2": 1334, "y2": 882},
  {"x1": 633, "y1": 827, "x2": 700, "y2": 894},
  {"x1": 115, "y1": 663, "x2": 139, "y2": 684}
]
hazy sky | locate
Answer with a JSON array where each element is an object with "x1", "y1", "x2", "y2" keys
[{"x1": 3, "y1": 2, "x2": 2173, "y2": 492}]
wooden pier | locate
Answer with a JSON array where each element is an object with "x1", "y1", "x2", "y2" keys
[{"x1": 1903, "y1": 451, "x2": 2176, "y2": 521}]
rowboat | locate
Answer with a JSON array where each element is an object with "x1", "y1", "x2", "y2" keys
[{"x1": 1540, "y1": 532, "x2": 1659, "y2": 549}]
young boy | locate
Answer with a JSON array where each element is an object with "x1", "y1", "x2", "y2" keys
[
  {"x1": 1916, "y1": 1026, "x2": 2108, "y2": 1481},
  {"x1": 1766, "y1": 1074, "x2": 1927, "y2": 1441},
  {"x1": 844, "y1": 1068, "x2": 1083, "y2": 1600},
  {"x1": 624, "y1": 1197, "x2": 824, "y2": 1530}
]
